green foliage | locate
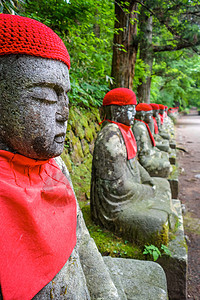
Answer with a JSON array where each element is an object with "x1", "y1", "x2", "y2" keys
[
  {"x1": 0, "y1": 0, "x2": 25, "y2": 13},
  {"x1": 24, "y1": 0, "x2": 114, "y2": 107},
  {"x1": 149, "y1": 50, "x2": 200, "y2": 108},
  {"x1": 143, "y1": 245, "x2": 161, "y2": 261},
  {"x1": 143, "y1": 244, "x2": 171, "y2": 261}
]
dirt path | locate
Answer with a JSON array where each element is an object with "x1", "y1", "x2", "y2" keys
[{"x1": 176, "y1": 109, "x2": 200, "y2": 299}]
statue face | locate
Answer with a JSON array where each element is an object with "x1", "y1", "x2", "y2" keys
[
  {"x1": 113, "y1": 105, "x2": 136, "y2": 126},
  {"x1": 153, "y1": 110, "x2": 158, "y2": 117},
  {"x1": 135, "y1": 111, "x2": 145, "y2": 121},
  {"x1": 159, "y1": 109, "x2": 164, "y2": 115},
  {"x1": 0, "y1": 56, "x2": 70, "y2": 159},
  {"x1": 143, "y1": 111, "x2": 153, "y2": 124}
]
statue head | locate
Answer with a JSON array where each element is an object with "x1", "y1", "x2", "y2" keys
[
  {"x1": 150, "y1": 103, "x2": 159, "y2": 118},
  {"x1": 159, "y1": 104, "x2": 165, "y2": 115},
  {"x1": 0, "y1": 14, "x2": 70, "y2": 160},
  {"x1": 136, "y1": 103, "x2": 152, "y2": 123},
  {"x1": 102, "y1": 88, "x2": 137, "y2": 126}
]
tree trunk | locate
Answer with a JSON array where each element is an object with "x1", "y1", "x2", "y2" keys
[
  {"x1": 137, "y1": 12, "x2": 153, "y2": 103},
  {"x1": 111, "y1": 1, "x2": 138, "y2": 89}
]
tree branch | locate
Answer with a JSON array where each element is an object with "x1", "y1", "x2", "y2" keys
[{"x1": 153, "y1": 40, "x2": 200, "y2": 52}]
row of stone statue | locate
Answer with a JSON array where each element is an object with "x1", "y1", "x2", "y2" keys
[
  {"x1": 91, "y1": 88, "x2": 179, "y2": 248},
  {"x1": 0, "y1": 14, "x2": 179, "y2": 300}
]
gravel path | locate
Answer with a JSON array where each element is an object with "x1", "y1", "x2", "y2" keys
[{"x1": 176, "y1": 109, "x2": 200, "y2": 299}]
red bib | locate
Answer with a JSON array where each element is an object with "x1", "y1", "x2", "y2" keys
[
  {"x1": 0, "y1": 150, "x2": 77, "y2": 300},
  {"x1": 153, "y1": 117, "x2": 159, "y2": 134},
  {"x1": 135, "y1": 119, "x2": 156, "y2": 147},
  {"x1": 105, "y1": 120, "x2": 137, "y2": 160}
]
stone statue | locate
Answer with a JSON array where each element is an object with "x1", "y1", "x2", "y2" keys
[
  {"x1": 133, "y1": 103, "x2": 171, "y2": 178},
  {"x1": 158, "y1": 104, "x2": 176, "y2": 149},
  {"x1": 168, "y1": 107, "x2": 179, "y2": 123},
  {"x1": 91, "y1": 88, "x2": 178, "y2": 249},
  {"x1": 149, "y1": 103, "x2": 170, "y2": 153},
  {"x1": 0, "y1": 14, "x2": 168, "y2": 300}
]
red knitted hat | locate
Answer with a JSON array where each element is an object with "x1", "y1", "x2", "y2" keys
[
  {"x1": 136, "y1": 103, "x2": 152, "y2": 111},
  {"x1": 159, "y1": 104, "x2": 165, "y2": 110},
  {"x1": 165, "y1": 105, "x2": 168, "y2": 109},
  {"x1": 150, "y1": 103, "x2": 159, "y2": 110},
  {"x1": 0, "y1": 14, "x2": 70, "y2": 69},
  {"x1": 103, "y1": 88, "x2": 137, "y2": 106}
]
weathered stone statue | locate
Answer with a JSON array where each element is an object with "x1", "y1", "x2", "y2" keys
[
  {"x1": 163, "y1": 106, "x2": 176, "y2": 138},
  {"x1": 133, "y1": 103, "x2": 171, "y2": 178},
  {"x1": 158, "y1": 104, "x2": 176, "y2": 149},
  {"x1": 91, "y1": 88, "x2": 178, "y2": 248},
  {"x1": 0, "y1": 14, "x2": 168, "y2": 300},
  {"x1": 168, "y1": 107, "x2": 179, "y2": 123},
  {"x1": 149, "y1": 103, "x2": 170, "y2": 153}
]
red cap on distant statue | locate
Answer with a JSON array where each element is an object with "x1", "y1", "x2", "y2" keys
[
  {"x1": 159, "y1": 104, "x2": 165, "y2": 110},
  {"x1": 150, "y1": 103, "x2": 159, "y2": 110},
  {"x1": 103, "y1": 88, "x2": 137, "y2": 106},
  {"x1": 136, "y1": 103, "x2": 152, "y2": 111},
  {"x1": 0, "y1": 14, "x2": 70, "y2": 69}
]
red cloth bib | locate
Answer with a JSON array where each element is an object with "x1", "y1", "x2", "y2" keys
[
  {"x1": 153, "y1": 117, "x2": 159, "y2": 134},
  {"x1": 135, "y1": 119, "x2": 156, "y2": 147},
  {"x1": 104, "y1": 120, "x2": 137, "y2": 159},
  {"x1": 0, "y1": 150, "x2": 77, "y2": 300},
  {"x1": 159, "y1": 113, "x2": 164, "y2": 125}
]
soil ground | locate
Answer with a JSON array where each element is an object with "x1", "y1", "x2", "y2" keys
[{"x1": 176, "y1": 109, "x2": 200, "y2": 299}]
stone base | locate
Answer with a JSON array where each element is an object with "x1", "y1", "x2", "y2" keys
[
  {"x1": 158, "y1": 199, "x2": 187, "y2": 300},
  {"x1": 168, "y1": 164, "x2": 179, "y2": 199},
  {"x1": 104, "y1": 257, "x2": 168, "y2": 300},
  {"x1": 170, "y1": 141, "x2": 176, "y2": 149},
  {"x1": 169, "y1": 149, "x2": 176, "y2": 165}
]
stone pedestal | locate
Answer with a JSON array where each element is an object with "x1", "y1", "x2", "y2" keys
[
  {"x1": 104, "y1": 257, "x2": 168, "y2": 300},
  {"x1": 158, "y1": 200, "x2": 187, "y2": 300},
  {"x1": 169, "y1": 149, "x2": 176, "y2": 165},
  {"x1": 168, "y1": 164, "x2": 179, "y2": 199}
]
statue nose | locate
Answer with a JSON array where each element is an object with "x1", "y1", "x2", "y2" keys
[{"x1": 56, "y1": 106, "x2": 69, "y2": 122}]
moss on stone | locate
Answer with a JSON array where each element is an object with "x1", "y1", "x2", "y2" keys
[
  {"x1": 81, "y1": 205, "x2": 144, "y2": 260},
  {"x1": 70, "y1": 154, "x2": 92, "y2": 201},
  {"x1": 178, "y1": 240, "x2": 188, "y2": 253},
  {"x1": 81, "y1": 139, "x2": 90, "y2": 156},
  {"x1": 71, "y1": 139, "x2": 84, "y2": 164},
  {"x1": 148, "y1": 224, "x2": 169, "y2": 248},
  {"x1": 85, "y1": 126, "x2": 94, "y2": 142},
  {"x1": 75, "y1": 125, "x2": 85, "y2": 140},
  {"x1": 61, "y1": 150, "x2": 72, "y2": 172}
]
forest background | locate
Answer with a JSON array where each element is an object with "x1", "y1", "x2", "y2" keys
[{"x1": 1, "y1": 0, "x2": 200, "y2": 259}]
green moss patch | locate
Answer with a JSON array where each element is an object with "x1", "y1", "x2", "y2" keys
[
  {"x1": 70, "y1": 154, "x2": 93, "y2": 202},
  {"x1": 82, "y1": 205, "x2": 144, "y2": 260}
]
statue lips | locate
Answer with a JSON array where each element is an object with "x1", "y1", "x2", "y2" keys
[{"x1": 54, "y1": 133, "x2": 65, "y2": 144}]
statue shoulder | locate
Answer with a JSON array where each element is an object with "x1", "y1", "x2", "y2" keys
[
  {"x1": 95, "y1": 123, "x2": 126, "y2": 157},
  {"x1": 92, "y1": 123, "x2": 127, "y2": 180}
]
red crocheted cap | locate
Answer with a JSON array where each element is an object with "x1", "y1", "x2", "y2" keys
[
  {"x1": 136, "y1": 103, "x2": 152, "y2": 111},
  {"x1": 0, "y1": 14, "x2": 70, "y2": 69},
  {"x1": 103, "y1": 88, "x2": 137, "y2": 106},
  {"x1": 165, "y1": 105, "x2": 168, "y2": 109},
  {"x1": 159, "y1": 104, "x2": 165, "y2": 110},
  {"x1": 150, "y1": 103, "x2": 159, "y2": 110}
]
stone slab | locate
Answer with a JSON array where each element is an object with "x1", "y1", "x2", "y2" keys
[
  {"x1": 104, "y1": 257, "x2": 168, "y2": 300},
  {"x1": 168, "y1": 164, "x2": 179, "y2": 199},
  {"x1": 158, "y1": 199, "x2": 187, "y2": 300},
  {"x1": 169, "y1": 149, "x2": 176, "y2": 165}
]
